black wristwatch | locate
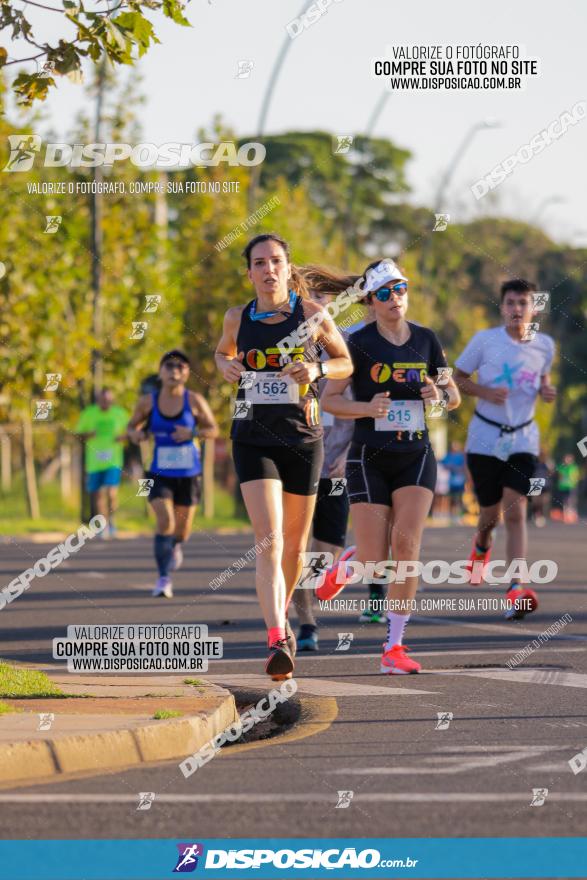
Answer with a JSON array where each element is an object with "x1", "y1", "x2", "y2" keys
[
  {"x1": 319, "y1": 361, "x2": 328, "y2": 379},
  {"x1": 441, "y1": 388, "x2": 450, "y2": 404}
]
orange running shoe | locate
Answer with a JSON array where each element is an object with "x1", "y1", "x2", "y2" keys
[
  {"x1": 504, "y1": 586, "x2": 539, "y2": 620},
  {"x1": 465, "y1": 541, "x2": 491, "y2": 586},
  {"x1": 380, "y1": 644, "x2": 421, "y2": 675},
  {"x1": 315, "y1": 546, "x2": 356, "y2": 601}
]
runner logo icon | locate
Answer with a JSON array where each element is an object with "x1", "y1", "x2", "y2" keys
[
  {"x1": 328, "y1": 477, "x2": 347, "y2": 496},
  {"x1": 3, "y1": 135, "x2": 41, "y2": 172},
  {"x1": 173, "y1": 843, "x2": 204, "y2": 872},
  {"x1": 299, "y1": 551, "x2": 333, "y2": 589},
  {"x1": 527, "y1": 478, "x2": 546, "y2": 496},
  {"x1": 530, "y1": 788, "x2": 549, "y2": 806}
]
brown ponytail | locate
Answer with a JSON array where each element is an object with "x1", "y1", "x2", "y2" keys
[
  {"x1": 298, "y1": 264, "x2": 361, "y2": 295},
  {"x1": 289, "y1": 264, "x2": 311, "y2": 299}
]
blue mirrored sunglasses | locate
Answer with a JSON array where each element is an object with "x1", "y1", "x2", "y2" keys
[{"x1": 374, "y1": 282, "x2": 408, "y2": 302}]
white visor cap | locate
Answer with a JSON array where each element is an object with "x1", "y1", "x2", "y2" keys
[{"x1": 362, "y1": 259, "x2": 408, "y2": 294}]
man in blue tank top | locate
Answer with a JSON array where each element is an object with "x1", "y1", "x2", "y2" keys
[{"x1": 127, "y1": 350, "x2": 219, "y2": 598}]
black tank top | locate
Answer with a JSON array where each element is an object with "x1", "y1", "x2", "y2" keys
[
  {"x1": 348, "y1": 321, "x2": 448, "y2": 450},
  {"x1": 230, "y1": 295, "x2": 323, "y2": 447}
]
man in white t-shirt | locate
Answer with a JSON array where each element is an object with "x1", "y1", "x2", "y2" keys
[{"x1": 454, "y1": 278, "x2": 557, "y2": 619}]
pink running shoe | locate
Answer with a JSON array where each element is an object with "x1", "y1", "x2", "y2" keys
[
  {"x1": 504, "y1": 586, "x2": 539, "y2": 620},
  {"x1": 315, "y1": 546, "x2": 356, "y2": 601},
  {"x1": 380, "y1": 644, "x2": 421, "y2": 675},
  {"x1": 465, "y1": 540, "x2": 491, "y2": 586}
]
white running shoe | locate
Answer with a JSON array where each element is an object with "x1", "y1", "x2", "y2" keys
[
  {"x1": 152, "y1": 576, "x2": 173, "y2": 598},
  {"x1": 169, "y1": 543, "x2": 183, "y2": 572}
]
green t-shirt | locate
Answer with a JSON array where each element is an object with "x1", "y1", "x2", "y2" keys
[
  {"x1": 557, "y1": 462, "x2": 580, "y2": 491},
  {"x1": 75, "y1": 405, "x2": 129, "y2": 473}
]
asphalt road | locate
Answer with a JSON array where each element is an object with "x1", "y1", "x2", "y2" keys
[{"x1": 0, "y1": 522, "x2": 586, "y2": 843}]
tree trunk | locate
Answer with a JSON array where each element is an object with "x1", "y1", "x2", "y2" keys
[
  {"x1": 202, "y1": 438, "x2": 215, "y2": 519},
  {"x1": 60, "y1": 444, "x2": 73, "y2": 500},
  {"x1": 21, "y1": 416, "x2": 40, "y2": 520},
  {"x1": 0, "y1": 432, "x2": 11, "y2": 491}
]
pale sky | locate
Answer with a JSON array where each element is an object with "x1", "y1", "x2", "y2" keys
[{"x1": 7, "y1": 0, "x2": 587, "y2": 244}]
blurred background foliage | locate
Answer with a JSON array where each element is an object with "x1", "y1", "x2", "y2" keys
[{"x1": 0, "y1": 69, "x2": 586, "y2": 525}]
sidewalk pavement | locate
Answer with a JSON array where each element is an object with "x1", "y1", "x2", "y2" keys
[{"x1": 0, "y1": 672, "x2": 238, "y2": 787}]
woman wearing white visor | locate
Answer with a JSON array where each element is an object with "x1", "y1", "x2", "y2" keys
[{"x1": 322, "y1": 259, "x2": 461, "y2": 673}]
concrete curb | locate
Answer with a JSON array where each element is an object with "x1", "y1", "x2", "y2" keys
[{"x1": 0, "y1": 686, "x2": 238, "y2": 786}]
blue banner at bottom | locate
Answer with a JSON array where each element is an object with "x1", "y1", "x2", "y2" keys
[{"x1": 0, "y1": 838, "x2": 586, "y2": 879}]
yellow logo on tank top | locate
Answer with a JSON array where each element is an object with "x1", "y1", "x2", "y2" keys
[{"x1": 244, "y1": 346, "x2": 305, "y2": 370}]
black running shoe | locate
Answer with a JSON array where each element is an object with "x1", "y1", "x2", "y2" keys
[
  {"x1": 297, "y1": 623, "x2": 319, "y2": 652},
  {"x1": 285, "y1": 618, "x2": 297, "y2": 657},
  {"x1": 265, "y1": 639, "x2": 294, "y2": 680}
]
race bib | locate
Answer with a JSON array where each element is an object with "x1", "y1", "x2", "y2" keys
[
  {"x1": 493, "y1": 433, "x2": 514, "y2": 461},
  {"x1": 375, "y1": 400, "x2": 425, "y2": 432},
  {"x1": 244, "y1": 372, "x2": 299, "y2": 405},
  {"x1": 157, "y1": 445, "x2": 195, "y2": 470},
  {"x1": 95, "y1": 450, "x2": 113, "y2": 462}
]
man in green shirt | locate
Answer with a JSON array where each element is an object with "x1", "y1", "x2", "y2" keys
[{"x1": 75, "y1": 389, "x2": 129, "y2": 537}]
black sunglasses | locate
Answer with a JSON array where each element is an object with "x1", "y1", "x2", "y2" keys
[{"x1": 374, "y1": 282, "x2": 408, "y2": 302}]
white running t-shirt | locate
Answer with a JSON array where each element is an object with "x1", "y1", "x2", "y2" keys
[{"x1": 455, "y1": 326, "x2": 555, "y2": 457}]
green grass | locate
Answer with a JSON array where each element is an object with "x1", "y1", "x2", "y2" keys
[
  {"x1": 0, "y1": 700, "x2": 18, "y2": 714},
  {"x1": 0, "y1": 476, "x2": 249, "y2": 535},
  {"x1": 0, "y1": 661, "x2": 63, "y2": 698},
  {"x1": 152, "y1": 709, "x2": 183, "y2": 720}
]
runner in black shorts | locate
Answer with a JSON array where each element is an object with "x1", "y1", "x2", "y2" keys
[
  {"x1": 454, "y1": 279, "x2": 557, "y2": 618},
  {"x1": 289, "y1": 275, "x2": 363, "y2": 651},
  {"x1": 127, "y1": 350, "x2": 219, "y2": 598},
  {"x1": 214, "y1": 233, "x2": 352, "y2": 680},
  {"x1": 322, "y1": 258, "x2": 461, "y2": 674}
]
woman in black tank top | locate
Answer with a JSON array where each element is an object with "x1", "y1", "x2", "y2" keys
[
  {"x1": 322, "y1": 258, "x2": 461, "y2": 675},
  {"x1": 214, "y1": 233, "x2": 353, "y2": 680}
]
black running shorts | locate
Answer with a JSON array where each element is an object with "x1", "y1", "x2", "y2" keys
[
  {"x1": 232, "y1": 440, "x2": 323, "y2": 496},
  {"x1": 466, "y1": 452, "x2": 537, "y2": 507},
  {"x1": 145, "y1": 472, "x2": 202, "y2": 507},
  {"x1": 345, "y1": 442, "x2": 437, "y2": 506},
  {"x1": 312, "y1": 477, "x2": 350, "y2": 547}
]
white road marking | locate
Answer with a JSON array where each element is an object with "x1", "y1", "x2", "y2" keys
[
  {"x1": 329, "y1": 746, "x2": 559, "y2": 776},
  {"x1": 434, "y1": 744, "x2": 565, "y2": 752},
  {"x1": 215, "y1": 646, "x2": 583, "y2": 663},
  {"x1": 415, "y1": 615, "x2": 587, "y2": 642},
  {"x1": 1, "y1": 793, "x2": 586, "y2": 804},
  {"x1": 430, "y1": 668, "x2": 587, "y2": 689},
  {"x1": 207, "y1": 673, "x2": 436, "y2": 696}
]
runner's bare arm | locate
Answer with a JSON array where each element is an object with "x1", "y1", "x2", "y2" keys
[
  {"x1": 539, "y1": 372, "x2": 557, "y2": 402},
  {"x1": 454, "y1": 368, "x2": 508, "y2": 405},
  {"x1": 215, "y1": 307, "x2": 247, "y2": 382},
  {"x1": 321, "y1": 377, "x2": 390, "y2": 419},
  {"x1": 312, "y1": 302, "x2": 353, "y2": 379},
  {"x1": 281, "y1": 301, "x2": 353, "y2": 385},
  {"x1": 127, "y1": 394, "x2": 153, "y2": 443},
  {"x1": 190, "y1": 391, "x2": 219, "y2": 438},
  {"x1": 420, "y1": 375, "x2": 461, "y2": 410}
]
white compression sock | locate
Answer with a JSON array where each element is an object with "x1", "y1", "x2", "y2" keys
[{"x1": 385, "y1": 612, "x2": 410, "y2": 649}]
